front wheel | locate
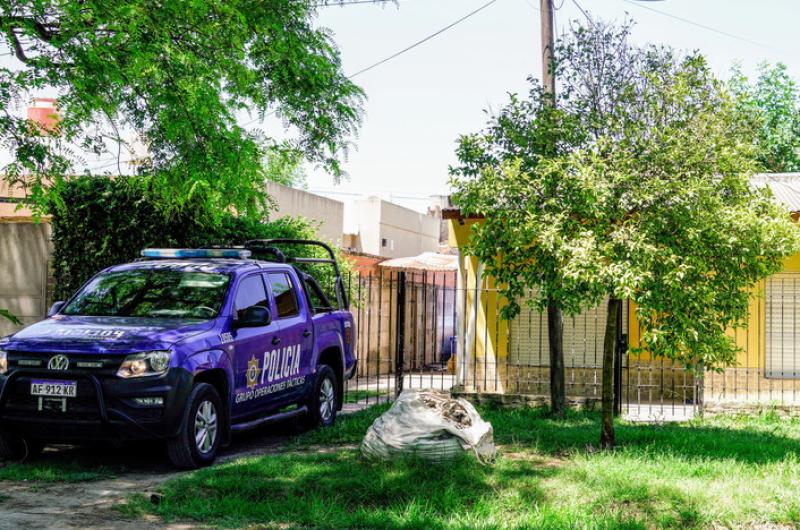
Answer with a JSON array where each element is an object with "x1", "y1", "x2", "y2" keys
[
  {"x1": 0, "y1": 433, "x2": 43, "y2": 462},
  {"x1": 304, "y1": 365, "x2": 338, "y2": 428},
  {"x1": 167, "y1": 383, "x2": 223, "y2": 469}
]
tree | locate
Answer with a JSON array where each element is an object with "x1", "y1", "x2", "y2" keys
[
  {"x1": 451, "y1": 20, "x2": 799, "y2": 447},
  {"x1": 730, "y1": 62, "x2": 800, "y2": 173},
  {"x1": 0, "y1": 0, "x2": 369, "y2": 218},
  {"x1": 449, "y1": 20, "x2": 643, "y2": 417}
]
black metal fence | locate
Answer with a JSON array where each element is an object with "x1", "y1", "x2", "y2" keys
[
  {"x1": 343, "y1": 269, "x2": 459, "y2": 407},
  {"x1": 343, "y1": 268, "x2": 800, "y2": 419}
]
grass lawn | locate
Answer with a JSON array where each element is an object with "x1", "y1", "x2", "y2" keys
[
  {"x1": 343, "y1": 389, "x2": 389, "y2": 404},
  {"x1": 121, "y1": 404, "x2": 800, "y2": 529}
]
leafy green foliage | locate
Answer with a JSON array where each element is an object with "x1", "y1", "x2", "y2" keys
[
  {"x1": 264, "y1": 143, "x2": 308, "y2": 189},
  {"x1": 0, "y1": 0, "x2": 364, "y2": 217},
  {"x1": 730, "y1": 62, "x2": 800, "y2": 173},
  {"x1": 450, "y1": 20, "x2": 800, "y2": 369},
  {"x1": 49, "y1": 176, "x2": 350, "y2": 302}
]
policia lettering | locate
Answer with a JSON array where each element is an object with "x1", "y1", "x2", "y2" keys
[
  {"x1": 236, "y1": 344, "x2": 305, "y2": 404},
  {"x1": 261, "y1": 344, "x2": 301, "y2": 385}
]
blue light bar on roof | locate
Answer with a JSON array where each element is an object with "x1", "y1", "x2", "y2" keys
[{"x1": 141, "y1": 248, "x2": 252, "y2": 259}]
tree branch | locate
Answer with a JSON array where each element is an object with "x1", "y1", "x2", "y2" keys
[
  {"x1": 0, "y1": 16, "x2": 58, "y2": 41},
  {"x1": 5, "y1": 28, "x2": 29, "y2": 63}
]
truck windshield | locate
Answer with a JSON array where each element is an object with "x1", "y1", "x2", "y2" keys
[{"x1": 62, "y1": 270, "x2": 230, "y2": 319}]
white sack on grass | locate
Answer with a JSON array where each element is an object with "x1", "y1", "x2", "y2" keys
[{"x1": 360, "y1": 389, "x2": 496, "y2": 463}]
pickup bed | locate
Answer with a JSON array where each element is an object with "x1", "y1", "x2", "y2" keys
[{"x1": 0, "y1": 241, "x2": 356, "y2": 468}]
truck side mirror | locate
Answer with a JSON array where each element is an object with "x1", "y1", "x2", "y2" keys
[
  {"x1": 235, "y1": 306, "x2": 271, "y2": 328},
  {"x1": 48, "y1": 301, "x2": 65, "y2": 317}
]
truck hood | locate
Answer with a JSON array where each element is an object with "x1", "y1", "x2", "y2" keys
[{"x1": 1, "y1": 315, "x2": 216, "y2": 354}]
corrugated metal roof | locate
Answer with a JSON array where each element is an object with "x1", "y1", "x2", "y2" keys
[
  {"x1": 752, "y1": 173, "x2": 800, "y2": 212},
  {"x1": 378, "y1": 252, "x2": 457, "y2": 271}
]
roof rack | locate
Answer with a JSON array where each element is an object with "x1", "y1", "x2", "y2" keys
[{"x1": 244, "y1": 239, "x2": 348, "y2": 309}]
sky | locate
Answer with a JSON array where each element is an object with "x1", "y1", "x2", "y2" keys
[
  {"x1": 297, "y1": 0, "x2": 800, "y2": 210},
  {"x1": 3, "y1": 0, "x2": 800, "y2": 211}
]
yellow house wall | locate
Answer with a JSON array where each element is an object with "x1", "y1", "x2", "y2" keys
[
  {"x1": 450, "y1": 219, "x2": 509, "y2": 392},
  {"x1": 450, "y1": 217, "x2": 800, "y2": 402},
  {"x1": 627, "y1": 283, "x2": 766, "y2": 369}
]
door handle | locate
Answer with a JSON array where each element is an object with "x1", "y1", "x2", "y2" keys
[
  {"x1": 272, "y1": 336, "x2": 281, "y2": 345},
  {"x1": 302, "y1": 329, "x2": 312, "y2": 338}
]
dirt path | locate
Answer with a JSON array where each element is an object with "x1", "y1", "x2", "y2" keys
[{"x1": 0, "y1": 420, "x2": 304, "y2": 530}]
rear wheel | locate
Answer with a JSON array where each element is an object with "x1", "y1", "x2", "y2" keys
[
  {"x1": 304, "y1": 365, "x2": 338, "y2": 428},
  {"x1": 167, "y1": 383, "x2": 223, "y2": 469}
]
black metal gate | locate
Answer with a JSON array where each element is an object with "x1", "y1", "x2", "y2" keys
[
  {"x1": 343, "y1": 269, "x2": 459, "y2": 408},
  {"x1": 343, "y1": 268, "x2": 699, "y2": 420}
]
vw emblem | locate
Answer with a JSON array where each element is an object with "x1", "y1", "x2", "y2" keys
[{"x1": 47, "y1": 354, "x2": 70, "y2": 371}]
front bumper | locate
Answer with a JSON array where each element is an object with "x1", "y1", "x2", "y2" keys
[{"x1": 0, "y1": 367, "x2": 193, "y2": 443}]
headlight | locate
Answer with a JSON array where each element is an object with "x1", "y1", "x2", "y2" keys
[
  {"x1": 117, "y1": 351, "x2": 172, "y2": 378},
  {"x1": 0, "y1": 350, "x2": 7, "y2": 375}
]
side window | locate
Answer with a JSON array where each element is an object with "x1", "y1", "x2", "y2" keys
[
  {"x1": 269, "y1": 273, "x2": 300, "y2": 318},
  {"x1": 304, "y1": 277, "x2": 332, "y2": 313},
  {"x1": 234, "y1": 274, "x2": 269, "y2": 319}
]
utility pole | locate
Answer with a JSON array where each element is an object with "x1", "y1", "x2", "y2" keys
[
  {"x1": 540, "y1": 0, "x2": 566, "y2": 417},
  {"x1": 540, "y1": 0, "x2": 555, "y2": 97}
]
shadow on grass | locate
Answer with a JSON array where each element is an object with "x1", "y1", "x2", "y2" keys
[
  {"x1": 0, "y1": 442, "x2": 168, "y2": 482},
  {"x1": 142, "y1": 452, "x2": 500, "y2": 529},
  {"x1": 0, "y1": 403, "x2": 393, "y2": 483},
  {"x1": 136, "y1": 447, "x2": 663, "y2": 530},
  {"x1": 0, "y1": 407, "x2": 343, "y2": 483}
]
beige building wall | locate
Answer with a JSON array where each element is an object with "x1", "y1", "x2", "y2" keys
[
  {"x1": 346, "y1": 197, "x2": 440, "y2": 258},
  {"x1": 266, "y1": 182, "x2": 344, "y2": 244},
  {"x1": 0, "y1": 222, "x2": 51, "y2": 337},
  {"x1": 0, "y1": 180, "x2": 39, "y2": 220}
]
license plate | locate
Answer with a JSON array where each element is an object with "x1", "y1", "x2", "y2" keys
[{"x1": 30, "y1": 379, "x2": 77, "y2": 398}]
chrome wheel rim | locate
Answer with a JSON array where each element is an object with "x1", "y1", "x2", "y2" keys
[
  {"x1": 194, "y1": 400, "x2": 218, "y2": 454},
  {"x1": 319, "y1": 378, "x2": 335, "y2": 422}
]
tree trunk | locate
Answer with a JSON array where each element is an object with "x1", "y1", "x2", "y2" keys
[
  {"x1": 547, "y1": 298, "x2": 566, "y2": 417},
  {"x1": 601, "y1": 298, "x2": 621, "y2": 449}
]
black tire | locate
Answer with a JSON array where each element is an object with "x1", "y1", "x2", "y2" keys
[
  {"x1": 167, "y1": 383, "x2": 223, "y2": 469},
  {"x1": 304, "y1": 365, "x2": 338, "y2": 428},
  {"x1": 0, "y1": 433, "x2": 42, "y2": 462}
]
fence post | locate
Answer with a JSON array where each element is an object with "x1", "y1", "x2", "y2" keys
[
  {"x1": 395, "y1": 271, "x2": 406, "y2": 398},
  {"x1": 695, "y1": 360, "x2": 705, "y2": 417}
]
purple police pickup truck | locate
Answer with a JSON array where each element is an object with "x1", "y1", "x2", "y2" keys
[{"x1": 0, "y1": 240, "x2": 356, "y2": 468}]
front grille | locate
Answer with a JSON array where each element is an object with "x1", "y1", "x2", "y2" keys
[{"x1": 7, "y1": 351, "x2": 123, "y2": 376}]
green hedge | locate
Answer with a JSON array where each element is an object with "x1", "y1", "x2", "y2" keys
[{"x1": 49, "y1": 176, "x2": 347, "y2": 301}]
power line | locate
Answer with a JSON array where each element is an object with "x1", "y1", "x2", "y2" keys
[
  {"x1": 244, "y1": 0, "x2": 500, "y2": 127},
  {"x1": 349, "y1": 0, "x2": 501, "y2": 78},
  {"x1": 621, "y1": 0, "x2": 781, "y2": 52}
]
